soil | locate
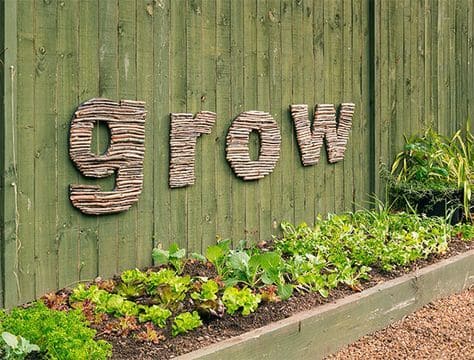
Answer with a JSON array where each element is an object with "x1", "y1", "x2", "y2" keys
[
  {"x1": 97, "y1": 237, "x2": 473, "y2": 360},
  {"x1": 326, "y1": 287, "x2": 474, "y2": 359}
]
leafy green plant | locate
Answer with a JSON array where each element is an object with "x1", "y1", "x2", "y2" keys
[
  {"x1": 0, "y1": 332, "x2": 40, "y2": 360},
  {"x1": 71, "y1": 283, "x2": 116, "y2": 309},
  {"x1": 116, "y1": 268, "x2": 147, "y2": 298},
  {"x1": 171, "y1": 312, "x2": 203, "y2": 336},
  {"x1": 277, "y1": 207, "x2": 454, "y2": 295},
  {"x1": 453, "y1": 222, "x2": 474, "y2": 240},
  {"x1": 121, "y1": 268, "x2": 148, "y2": 285},
  {"x1": 104, "y1": 294, "x2": 139, "y2": 317},
  {"x1": 191, "y1": 279, "x2": 219, "y2": 302},
  {"x1": 101, "y1": 316, "x2": 139, "y2": 337},
  {"x1": 389, "y1": 124, "x2": 473, "y2": 220},
  {"x1": 0, "y1": 302, "x2": 111, "y2": 360},
  {"x1": 190, "y1": 280, "x2": 225, "y2": 318},
  {"x1": 205, "y1": 239, "x2": 231, "y2": 276},
  {"x1": 152, "y1": 243, "x2": 187, "y2": 274},
  {"x1": 135, "y1": 323, "x2": 165, "y2": 344},
  {"x1": 146, "y1": 269, "x2": 191, "y2": 309},
  {"x1": 138, "y1": 305, "x2": 172, "y2": 328},
  {"x1": 216, "y1": 247, "x2": 293, "y2": 300},
  {"x1": 222, "y1": 287, "x2": 261, "y2": 316},
  {"x1": 70, "y1": 284, "x2": 139, "y2": 317}
]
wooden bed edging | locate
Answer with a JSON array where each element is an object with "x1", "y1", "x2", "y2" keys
[{"x1": 177, "y1": 249, "x2": 474, "y2": 360}]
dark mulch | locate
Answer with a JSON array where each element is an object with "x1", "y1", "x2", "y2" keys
[{"x1": 96, "y1": 237, "x2": 473, "y2": 360}]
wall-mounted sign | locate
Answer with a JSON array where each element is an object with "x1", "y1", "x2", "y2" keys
[{"x1": 69, "y1": 99, "x2": 354, "y2": 215}]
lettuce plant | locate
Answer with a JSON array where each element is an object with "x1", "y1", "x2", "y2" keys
[
  {"x1": 171, "y1": 312, "x2": 203, "y2": 336},
  {"x1": 222, "y1": 287, "x2": 261, "y2": 316},
  {"x1": 0, "y1": 302, "x2": 111, "y2": 360},
  {"x1": 138, "y1": 305, "x2": 172, "y2": 328}
]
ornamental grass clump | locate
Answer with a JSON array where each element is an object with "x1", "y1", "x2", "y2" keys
[{"x1": 388, "y1": 124, "x2": 473, "y2": 221}]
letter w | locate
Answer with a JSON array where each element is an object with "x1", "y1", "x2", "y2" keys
[{"x1": 290, "y1": 103, "x2": 355, "y2": 166}]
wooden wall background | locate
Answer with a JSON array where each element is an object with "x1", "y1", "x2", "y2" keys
[{"x1": 1, "y1": 0, "x2": 473, "y2": 307}]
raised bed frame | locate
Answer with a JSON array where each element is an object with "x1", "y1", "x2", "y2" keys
[{"x1": 178, "y1": 249, "x2": 474, "y2": 360}]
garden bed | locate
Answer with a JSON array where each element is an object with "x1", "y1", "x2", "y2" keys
[
  {"x1": 106, "y1": 240, "x2": 474, "y2": 359},
  {"x1": 176, "y1": 248, "x2": 474, "y2": 360}
]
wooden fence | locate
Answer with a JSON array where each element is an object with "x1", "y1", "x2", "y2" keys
[{"x1": 1, "y1": 0, "x2": 473, "y2": 307}]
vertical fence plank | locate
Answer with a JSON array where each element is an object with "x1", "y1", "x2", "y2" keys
[
  {"x1": 200, "y1": 0, "x2": 218, "y2": 251},
  {"x1": 268, "y1": 0, "x2": 282, "y2": 234},
  {"x1": 230, "y1": 0, "x2": 246, "y2": 244},
  {"x1": 392, "y1": 1, "x2": 404, "y2": 160},
  {"x1": 16, "y1": 0, "x2": 36, "y2": 304},
  {"x1": 214, "y1": 0, "x2": 231, "y2": 246},
  {"x1": 77, "y1": 0, "x2": 100, "y2": 282},
  {"x1": 431, "y1": 0, "x2": 439, "y2": 131},
  {"x1": 243, "y1": 0, "x2": 259, "y2": 242},
  {"x1": 154, "y1": 0, "x2": 171, "y2": 251},
  {"x1": 448, "y1": 1, "x2": 456, "y2": 134},
  {"x1": 169, "y1": 0, "x2": 187, "y2": 248},
  {"x1": 0, "y1": 0, "x2": 4, "y2": 308},
  {"x1": 136, "y1": 0, "x2": 155, "y2": 268},
  {"x1": 185, "y1": 0, "x2": 203, "y2": 253},
  {"x1": 415, "y1": 0, "x2": 425, "y2": 132},
  {"x1": 455, "y1": 0, "x2": 468, "y2": 129},
  {"x1": 323, "y1": 0, "x2": 338, "y2": 213},
  {"x1": 333, "y1": 0, "x2": 345, "y2": 213},
  {"x1": 302, "y1": 0, "x2": 315, "y2": 222},
  {"x1": 292, "y1": 0, "x2": 305, "y2": 222},
  {"x1": 362, "y1": 0, "x2": 373, "y2": 200},
  {"x1": 342, "y1": 0, "x2": 353, "y2": 211},
  {"x1": 313, "y1": 0, "x2": 325, "y2": 216},
  {"x1": 424, "y1": 0, "x2": 434, "y2": 127},
  {"x1": 257, "y1": 0, "x2": 272, "y2": 240},
  {"x1": 116, "y1": 0, "x2": 138, "y2": 272},
  {"x1": 280, "y1": 0, "x2": 294, "y2": 225},
  {"x1": 56, "y1": 0, "x2": 80, "y2": 289},
  {"x1": 34, "y1": 0, "x2": 59, "y2": 297},
  {"x1": 3, "y1": 0, "x2": 18, "y2": 308},
  {"x1": 403, "y1": 0, "x2": 412, "y2": 136},
  {"x1": 469, "y1": 0, "x2": 474, "y2": 125},
  {"x1": 437, "y1": 0, "x2": 449, "y2": 134},
  {"x1": 97, "y1": 0, "x2": 119, "y2": 278}
]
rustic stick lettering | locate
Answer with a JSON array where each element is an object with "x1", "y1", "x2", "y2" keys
[
  {"x1": 226, "y1": 111, "x2": 281, "y2": 180},
  {"x1": 290, "y1": 103, "x2": 355, "y2": 165},
  {"x1": 69, "y1": 98, "x2": 146, "y2": 215},
  {"x1": 169, "y1": 111, "x2": 217, "y2": 188}
]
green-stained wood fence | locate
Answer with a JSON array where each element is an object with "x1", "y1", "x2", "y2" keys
[{"x1": 0, "y1": 0, "x2": 473, "y2": 308}]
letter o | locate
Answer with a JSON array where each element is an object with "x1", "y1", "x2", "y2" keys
[{"x1": 225, "y1": 111, "x2": 281, "y2": 180}]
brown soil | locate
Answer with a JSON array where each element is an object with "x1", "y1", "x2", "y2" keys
[
  {"x1": 326, "y1": 287, "x2": 474, "y2": 359},
  {"x1": 101, "y1": 237, "x2": 473, "y2": 360}
]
